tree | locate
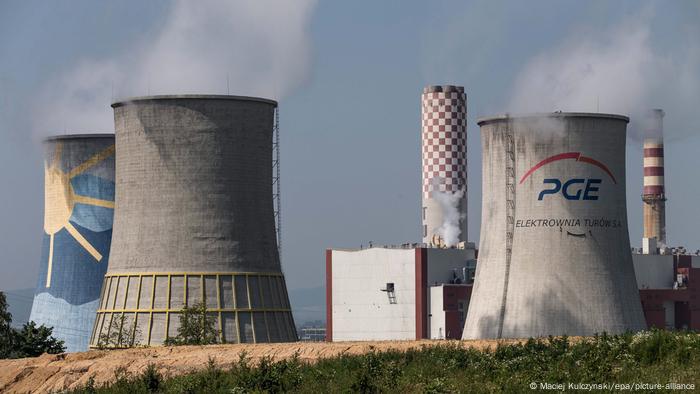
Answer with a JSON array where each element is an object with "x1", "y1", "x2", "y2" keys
[
  {"x1": 12, "y1": 321, "x2": 65, "y2": 357},
  {"x1": 0, "y1": 291, "x2": 13, "y2": 358},
  {"x1": 97, "y1": 313, "x2": 141, "y2": 349},
  {"x1": 0, "y1": 290, "x2": 66, "y2": 359},
  {"x1": 164, "y1": 301, "x2": 219, "y2": 346}
]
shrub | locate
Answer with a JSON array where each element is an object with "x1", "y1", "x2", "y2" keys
[
  {"x1": 163, "y1": 301, "x2": 219, "y2": 346},
  {"x1": 97, "y1": 314, "x2": 141, "y2": 349},
  {"x1": 71, "y1": 330, "x2": 700, "y2": 393},
  {"x1": 0, "y1": 292, "x2": 66, "y2": 359}
]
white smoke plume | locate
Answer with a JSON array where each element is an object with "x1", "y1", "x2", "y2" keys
[
  {"x1": 32, "y1": 0, "x2": 317, "y2": 136},
  {"x1": 507, "y1": 9, "x2": 700, "y2": 141},
  {"x1": 433, "y1": 188, "x2": 465, "y2": 247}
]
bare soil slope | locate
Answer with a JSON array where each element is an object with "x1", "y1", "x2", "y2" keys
[{"x1": 0, "y1": 339, "x2": 522, "y2": 393}]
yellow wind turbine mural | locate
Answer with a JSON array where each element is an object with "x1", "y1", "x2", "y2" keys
[{"x1": 43, "y1": 141, "x2": 115, "y2": 287}]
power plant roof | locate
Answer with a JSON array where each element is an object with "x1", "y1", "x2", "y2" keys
[
  {"x1": 477, "y1": 112, "x2": 629, "y2": 125},
  {"x1": 111, "y1": 94, "x2": 278, "y2": 108}
]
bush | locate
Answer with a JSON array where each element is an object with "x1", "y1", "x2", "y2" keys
[
  {"x1": 0, "y1": 291, "x2": 66, "y2": 358},
  {"x1": 163, "y1": 301, "x2": 219, "y2": 346},
  {"x1": 97, "y1": 314, "x2": 141, "y2": 349},
  {"x1": 71, "y1": 330, "x2": 700, "y2": 393}
]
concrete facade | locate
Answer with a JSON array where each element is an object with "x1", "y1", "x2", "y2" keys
[
  {"x1": 421, "y1": 86, "x2": 468, "y2": 247},
  {"x1": 30, "y1": 134, "x2": 115, "y2": 352},
  {"x1": 91, "y1": 95, "x2": 295, "y2": 347},
  {"x1": 634, "y1": 254, "x2": 700, "y2": 330},
  {"x1": 429, "y1": 284, "x2": 471, "y2": 340},
  {"x1": 464, "y1": 113, "x2": 646, "y2": 339},
  {"x1": 326, "y1": 246, "x2": 474, "y2": 341}
]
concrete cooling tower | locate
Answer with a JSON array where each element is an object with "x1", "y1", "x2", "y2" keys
[
  {"x1": 30, "y1": 134, "x2": 115, "y2": 352},
  {"x1": 421, "y1": 85, "x2": 467, "y2": 247},
  {"x1": 463, "y1": 113, "x2": 646, "y2": 339},
  {"x1": 90, "y1": 95, "x2": 296, "y2": 347}
]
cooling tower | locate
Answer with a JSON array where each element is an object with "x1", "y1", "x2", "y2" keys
[
  {"x1": 421, "y1": 85, "x2": 467, "y2": 247},
  {"x1": 30, "y1": 134, "x2": 115, "y2": 352},
  {"x1": 642, "y1": 109, "x2": 666, "y2": 246},
  {"x1": 90, "y1": 95, "x2": 296, "y2": 347},
  {"x1": 463, "y1": 113, "x2": 646, "y2": 339}
]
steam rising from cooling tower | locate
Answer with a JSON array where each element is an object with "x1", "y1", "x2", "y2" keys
[
  {"x1": 421, "y1": 85, "x2": 467, "y2": 247},
  {"x1": 642, "y1": 109, "x2": 666, "y2": 248},
  {"x1": 464, "y1": 113, "x2": 646, "y2": 339},
  {"x1": 90, "y1": 95, "x2": 296, "y2": 347}
]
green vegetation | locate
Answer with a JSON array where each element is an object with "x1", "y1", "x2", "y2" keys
[
  {"x1": 163, "y1": 301, "x2": 220, "y2": 346},
  {"x1": 70, "y1": 330, "x2": 700, "y2": 393},
  {"x1": 0, "y1": 291, "x2": 65, "y2": 358},
  {"x1": 97, "y1": 313, "x2": 142, "y2": 349}
]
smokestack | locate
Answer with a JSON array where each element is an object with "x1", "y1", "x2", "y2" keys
[
  {"x1": 421, "y1": 85, "x2": 467, "y2": 247},
  {"x1": 642, "y1": 109, "x2": 666, "y2": 250}
]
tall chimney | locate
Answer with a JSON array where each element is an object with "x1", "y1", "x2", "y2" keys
[
  {"x1": 642, "y1": 109, "x2": 666, "y2": 249},
  {"x1": 421, "y1": 85, "x2": 467, "y2": 247}
]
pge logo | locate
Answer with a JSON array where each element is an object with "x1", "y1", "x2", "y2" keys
[{"x1": 519, "y1": 152, "x2": 617, "y2": 201}]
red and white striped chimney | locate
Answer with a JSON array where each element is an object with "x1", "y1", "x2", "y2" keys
[{"x1": 642, "y1": 109, "x2": 666, "y2": 247}]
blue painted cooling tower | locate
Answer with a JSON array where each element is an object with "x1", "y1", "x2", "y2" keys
[{"x1": 29, "y1": 134, "x2": 115, "y2": 352}]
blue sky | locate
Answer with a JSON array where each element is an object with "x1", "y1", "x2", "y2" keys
[{"x1": 1, "y1": 0, "x2": 699, "y2": 292}]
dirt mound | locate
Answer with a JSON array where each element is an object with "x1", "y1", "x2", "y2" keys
[{"x1": 0, "y1": 339, "x2": 519, "y2": 393}]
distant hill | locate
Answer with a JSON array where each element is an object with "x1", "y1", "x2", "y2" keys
[
  {"x1": 288, "y1": 286, "x2": 325, "y2": 326},
  {"x1": 3, "y1": 287, "x2": 34, "y2": 328}
]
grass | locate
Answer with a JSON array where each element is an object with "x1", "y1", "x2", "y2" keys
[{"x1": 71, "y1": 329, "x2": 700, "y2": 393}]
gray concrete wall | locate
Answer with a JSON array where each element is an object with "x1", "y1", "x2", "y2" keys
[
  {"x1": 93, "y1": 95, "x2": 295, "y2": 346},
  {"x1": 632, "y1": 254, "x2": 674, "y2": 289},
  {"x1": 464, "y1": 113, "x2": 646, "y2": 339},
  {"x1": 109, "y1": 95, "x2": 279, "y2": 274}
]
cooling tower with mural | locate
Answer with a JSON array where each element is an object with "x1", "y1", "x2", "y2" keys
[{"x1": 29, "y1": 134, "x2": 115, "y2": 352}]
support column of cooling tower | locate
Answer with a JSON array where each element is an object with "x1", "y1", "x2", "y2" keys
[
  {"x1": 463, "y1": 113, "x2": 646, "y2": 339},
  {"x1": 421, "y1": 85, "x2": 468, "y2": 247},
  {"x1": 642, "y1": 109, "x2": 666, "y2": 249},
  {"x1": 30, "y1": 134, "x2": 115, "y2": 352},
  {"x1": 498, "y1": 122, "x2": 515, "y2": 339},
  {"x1": 90, "y1": 95, "x2": 297, "y2": 348}
]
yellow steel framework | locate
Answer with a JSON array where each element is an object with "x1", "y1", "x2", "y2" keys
[{"x1": 90, "y1": 271, "x2": 295, "y2": 348}]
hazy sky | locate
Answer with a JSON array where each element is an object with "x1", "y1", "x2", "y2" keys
[{"x1": 1, "y1": 0, "x2": 699, "y2": 293}]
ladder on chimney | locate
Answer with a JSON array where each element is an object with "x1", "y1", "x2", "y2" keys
[
  {"x1": 498, "y1": 123, "x2": 516, "y2": 339},
  {"x1": 273, "y1": 107, "x2": 282, "y2": 260}
]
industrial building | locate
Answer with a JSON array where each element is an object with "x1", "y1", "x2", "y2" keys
[
  {"x1": 633, "y1": 253, "x2": 700, "y2": 330},
  {"x1": 326, "y1": 245, "x2": 476, "y2": 341},
  {"x1": 30, "y1": 134, "x2": 115, "y2": 352},
  {"x1": 90, "y1": 95, "x2": 296, "y2": 347},
  {"x1": 464, "y1": 113, "x2": 646, "y2": 339},
  {"x1": 631, "y1": 109, "x2": 700, "y2": 330},
  {"x1": 326, "y1": 85, "x2": 476, "y2": 342}
]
